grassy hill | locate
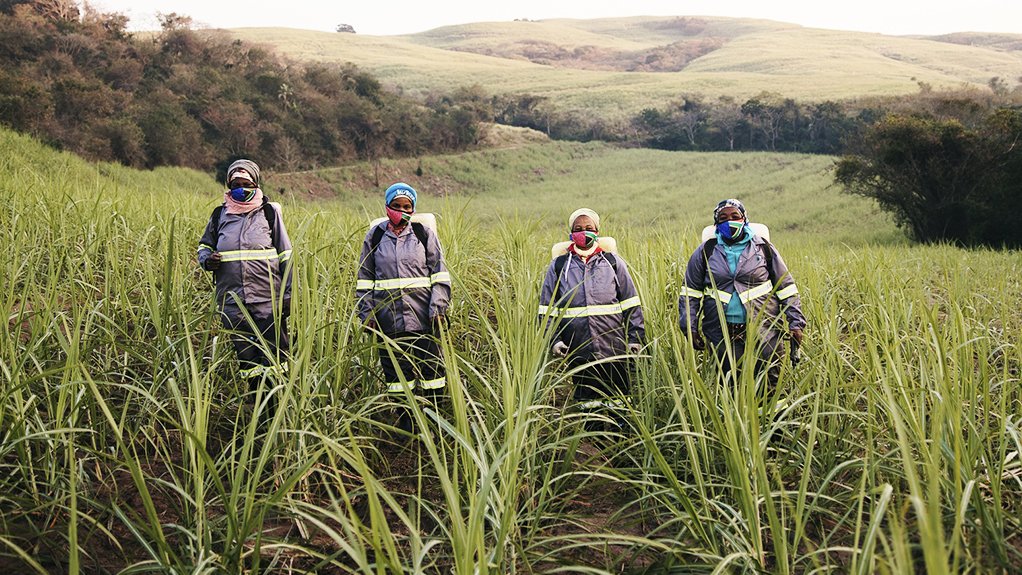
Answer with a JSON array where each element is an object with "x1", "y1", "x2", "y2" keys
[
  {"x1": 3, "y1": 126, "x2": 1021, "y2": 572},
  {"x1": 226, "y1": 16, "x2": 1022, "y2": 120}
]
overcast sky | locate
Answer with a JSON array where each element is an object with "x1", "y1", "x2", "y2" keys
[{"x1": 89, "y1": 0, "x2": 1022, "y2": 37}]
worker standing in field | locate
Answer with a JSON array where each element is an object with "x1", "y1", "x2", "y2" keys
[
  {"x1": 539, "y1": 208, "x2": 645, "y2": 428},
  {"x1": 355, "y1": 182, "x2": 451, "y2": 432},
  {"x1": 679, "y1": 198, "x2": 804, "y2": 390},
  {"x1": 197, "y1": 159, "x2": 293, "y2": 426}
]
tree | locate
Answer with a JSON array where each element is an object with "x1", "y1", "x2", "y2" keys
[
  {"x1": 835, "y1": 110, "x2": 1022, "y2": 247},
  {"x1": 335, "y1": 23, "x2": 355, "y2": 33}
]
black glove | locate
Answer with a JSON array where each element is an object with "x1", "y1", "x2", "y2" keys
[
  {"x1": 204, "y1": 252, "x2": 222, "y2": 271},
  {"x1": 690, "y1": 333, "x2": 705, "y2": 351}
]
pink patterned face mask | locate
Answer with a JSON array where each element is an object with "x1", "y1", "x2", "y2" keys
[{"x1": 386, "y1": 205, "x2": 412, "y2": 226}]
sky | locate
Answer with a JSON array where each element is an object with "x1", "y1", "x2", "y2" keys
[{"x1": 89, "y1": 0, "x2": 1022, "y2": 37}]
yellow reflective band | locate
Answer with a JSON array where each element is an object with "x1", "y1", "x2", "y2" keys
[
  {"x1": 680, "y1": 286, "x2": 704, "y2": 298},
  {"x1": 218, "y1": 248, "x2": 279, "y2": 262},
  {"x1": 420, "y1": 377, "x2": 446, "y2": 390},
  {"x1": 776, "y1": 284, "x2": 799, "y2": 300},
  {"x1": 619, "y1": 296, "x2": 641, "y2": 310},
  {"x1": 374, "y1": 277, "x2": 430, "y2": 290},
  {"x1": 387, "y1": 381, "x2": 414, "y2": 393},
  {"x1": 198, "y1": 243, "x2": 214, "y2": 253},
  {"x1": 541, "y1": 300, "x2": 639, "y2": 319},
  {"x1": 738, "y1": 281, "x2": 773, "y2": 304},
  {"x1": 430, "y1": 271, "x2": 451, "y2": 284},
  {"x1": 706, "y1": 290, "x2": 732, "y2": 304},
  {"x1": 239, "y1": 366, "x2": 260, "y2": 379},
  {"x1": 356, "y1": 279, "x2": 376, "y2": 290},
  {"x1": 278, "y1": 249, "x2": 292, "y2": 262}
]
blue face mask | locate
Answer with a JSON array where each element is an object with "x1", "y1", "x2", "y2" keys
[
  {"x1": 230, "y1": 187, "x2": 257, "y2": 202},
  {"x1": 716, "y1": 220, "x2": 746, "y2": 240}
]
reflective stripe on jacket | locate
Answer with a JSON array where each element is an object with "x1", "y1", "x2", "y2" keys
[
  {"x1": 538, "y1": 250, "x2": 645, "y2": 360},
  {"x1": 197, "y1": 202, "x2": 292, "y2": 316},
  {"x1": 678, "y1": 235, "x2": 805, "y2": 351},
  {"x1": 356, "y1": 221, "x2": 451, "y2": 333}
]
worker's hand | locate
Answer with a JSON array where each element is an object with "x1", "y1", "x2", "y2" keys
[
  {"x1": 790, "y1": 328, "x2": 804, "y2": 346},
  {"x1": 204, "y1": 252, "x2": 222, "y2": 271},
  {"x1": 431, "y1": 313, "x2": 447, "y2": 331},
  {"x1": 628, "y1": 342, "x2": 642, "y2": 355},
  {"x1": 364, "y1": 318, "x2": 377, "y2": 331},
  {"x1": 552, "y1": 341, "x2": 568, "y2": 357},
  {"x1": 690, "y1": 332, "x2": 705, "y2": 351}
]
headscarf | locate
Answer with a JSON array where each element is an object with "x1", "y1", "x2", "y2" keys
[
  {"x1": 385, "y1": 182, "x2": 417, "y2": 209},
  {"x1": 568, "y1": 207, "x2": 600, "y2": 230},
  {"x1": 227, "y1": 159, "x2": 261, "y2": 186},
  {"x1": 224, "y1": 159, "x2": 263, "y2": 214},
  {"x1": 713, "y1": 198, "x2": 746, "y2": 223}
]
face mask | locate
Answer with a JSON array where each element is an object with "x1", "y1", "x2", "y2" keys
[
  {"x1": 229, "y1": 187, "x2": 257, "y2": 202},
  {"x1": 386, "y1": 205, "x2": 412, "y2": 226},
  {"x1": 570, "y1": 230, "x2": 598, "y2": 249},
  {"x1": 716, "y1": 220, "x2": 746, "y2": 240}
]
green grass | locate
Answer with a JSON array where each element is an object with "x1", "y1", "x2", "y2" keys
[
  {"x1": 226, "y1": 16, "x2": 1022, "y2": 120},
  {"x1": 1, "y1": 127, "x2": 1020, "y2": 573}
]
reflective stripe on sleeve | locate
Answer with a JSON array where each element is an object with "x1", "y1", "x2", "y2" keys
[
  {"x1": 430, "y1": 271, "x2": 451, "y2": 285},
  {"x1": 356, "y1": 279, "x2": 376, "y2": 290},
  {"x1": 679, "y1": 286, "x2": 703, "y2": 299},
  {"x1": 776, "y1": 284, "x2": 799, "y2": 300},
  {"x1": 278, "y1": 249, "x2": 293, "y2": 262},
  {"x1": 218, "y1": 248, "x2": 280, "y2": 262},
  {"x1": 198, "y1": 243, "x2": 214, "y2": 253},
  {"x1": 619, "y1": 296, "x2": 641, "y2": 311}
]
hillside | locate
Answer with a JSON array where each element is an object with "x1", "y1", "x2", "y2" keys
[{"x1": 227, "y1": 16, "x2": 1022, "y2": 119}]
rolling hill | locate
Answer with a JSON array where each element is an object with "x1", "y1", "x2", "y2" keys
[{"x1": 225, "y1": 16, "x2": 1022, "y2": 120}]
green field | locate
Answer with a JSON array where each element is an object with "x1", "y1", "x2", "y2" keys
[
  {"x1": 2, "y1": 126, "x2": 1020, "y2": 573},
  {"x1": 226, "y1": 16, "x2": 1022, "y2": 120}
]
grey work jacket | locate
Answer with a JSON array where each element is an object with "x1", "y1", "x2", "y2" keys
[
  {"x1": 355, "y1": 221, "x2": 451, "y2": 334},
  {"x1": 197, "y1": 202, "x2": 293, "y2": 318},
  {"x1": 678, "y1": 234, "x2": 805, "y2": 354},
  {"x1": 538, "y1": 249, "x2": 645, "y2": 361}
]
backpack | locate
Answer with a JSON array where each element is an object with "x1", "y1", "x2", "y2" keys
[
  {"x1": 367, "y1": 212, "x2": 437, "y2": 252},
  {"x1": 549, "y1": 237, "x2": 620, "y2": 302},
  {"x1": 699, "y1": 223, "x2": 776, "y2": 284},
  {"x1": 210, "y1": 199, "x2": 279, "y2": 247}
]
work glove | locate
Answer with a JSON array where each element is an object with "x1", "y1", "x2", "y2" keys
[
  {"x1": 627, "y1": 343, "x2": 642, "y2": 355},
  {"x1": 431, "y1": 313, "x2": 447, "y2": 331},
  {"x1": 364, "y1": 317, "x2": 377, "y2": 331},
  {"x1": 552, "y1": 341, "x2": 568, "y2": 357},
  {"x1": 690, "y1": 332, "x2": 705, "y2": 351},
  {"x1": 204, "y1": 252, "x2": 222, "y2": 271},
  {"x1": 789, "y1": 328, "x2": 804, "y2": 366}
]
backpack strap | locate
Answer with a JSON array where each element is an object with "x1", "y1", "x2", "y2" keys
[
  {"x1": 371, "y1": 222, "x2": 429, "y2": 252},
  {"x1": 551, "y1": 251, "x2": 618, "y2": 301},
  {"x1": 702, "y1": 236, "x2": 779, "y2": 287},
  {"x1": 261, "y1": 199, "x2": 277, "y2": 245}
]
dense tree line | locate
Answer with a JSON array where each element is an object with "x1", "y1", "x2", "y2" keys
[
  {"x1": 0, "y1": 1, "x2": 487, "y2": 172},
  {"x1": 836, "y1": 103, "x2": 1022, "y2": 247}
]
